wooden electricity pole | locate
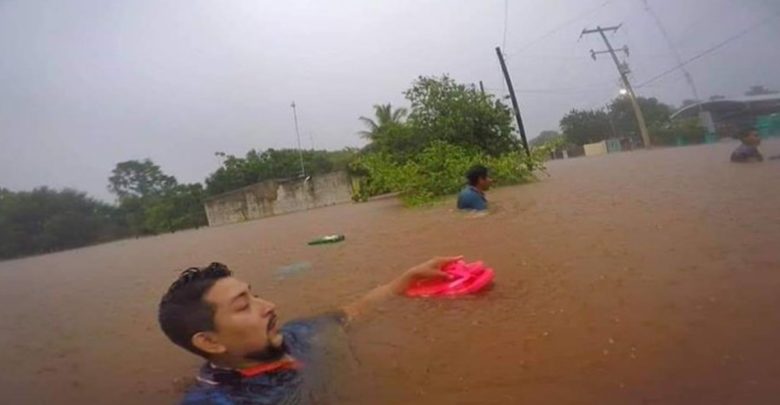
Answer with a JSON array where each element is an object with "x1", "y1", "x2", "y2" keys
[
  {"x1": 581, "y1": 25, "x2": 651, "y2": 148},
  {"x1": 495, "y1": 46, "x2": 531, "y2": 157}
]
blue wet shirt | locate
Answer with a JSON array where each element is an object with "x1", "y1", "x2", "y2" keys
[
  {"x1": 181, "y1": 312, "x2": 344, "y2": 405},
  {"x1": 730, "y1": 144, "x2": 763, "y2": 162},
  {"x1": 457, "y1": 186, "x2": 487, "y2": 211}
]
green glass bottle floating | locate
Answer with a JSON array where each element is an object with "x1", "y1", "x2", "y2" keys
[{"x1": 307, "y1": 234, "x2": 346, "y2": 246}]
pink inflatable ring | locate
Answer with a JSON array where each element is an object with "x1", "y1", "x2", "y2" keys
[{"x1": 405, "y1": 260, "x2": 495, "y2": 297}]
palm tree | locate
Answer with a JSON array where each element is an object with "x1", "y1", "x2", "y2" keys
[{"x1": 358, "y1": 103, "x2": 408, "y2": 140}]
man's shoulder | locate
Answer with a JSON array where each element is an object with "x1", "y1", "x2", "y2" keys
[
  {"x1": 731, "y1": 144, "x2": 762, "y2": 162},
  {"x1": 281, "y1": 311, "x2": 346, "y2": 357},
  {"x1": 457, "y1": 186, "x2": 486, "y2": 210},
  {"x1": 458, "y1": 185, "x2": 474, "y2": 194},
  {"x1": 457, "y1": 186, "x2": 478, "y2": 201},
  {"x1": 181, "y1": 383, "x2": 233, "y2": 405}
]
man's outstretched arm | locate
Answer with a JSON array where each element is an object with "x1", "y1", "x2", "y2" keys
[{"x1": 341, "y1": 256, "x2": 462, "y2": 322}]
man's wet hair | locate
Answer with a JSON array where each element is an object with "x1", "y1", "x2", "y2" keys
[
  {"x1": 466, "y1": 165, "x2": 489, "y2": 186},
  {"x1": 159, "y1": 262, "x2": 232, "y2": 357}
]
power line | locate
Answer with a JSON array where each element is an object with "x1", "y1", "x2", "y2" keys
[
  {"x1": 506, "y1": 0, "x2": 614, "y2": 57},
  {"x1": 637, "y1": 10, "x2": 780, "y2": 88},
  {"x1": 513, "y1": 87, "x2": 617, "y2": 95},
  {"x1": 641, "y1": 0, "x2": 701, "y2": 103}
]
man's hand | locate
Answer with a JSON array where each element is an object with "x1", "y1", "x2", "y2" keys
[
  {"x1": 394, "y1": 256, "x2": 464, "y2": 294},
  {"x1": 342, "y1": 255, "x2": 463, "y2": 322}
]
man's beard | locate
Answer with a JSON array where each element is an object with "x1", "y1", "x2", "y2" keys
[{"x1": 244, "y1": 340, "x2": 287, "y2": 362}]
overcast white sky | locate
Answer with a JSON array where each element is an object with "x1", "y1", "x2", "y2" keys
[{"x1": 1, "y1": 0, "x2": 778, "y2": 201}]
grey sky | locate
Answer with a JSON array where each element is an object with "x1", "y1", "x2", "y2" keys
[{"x1": 1, "y1": 0, "x2": 778, "y2": 201}]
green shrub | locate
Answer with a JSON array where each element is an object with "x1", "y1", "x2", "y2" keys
[{"x1": 352, "y1": 141, "x2": 543, "y2": 206}]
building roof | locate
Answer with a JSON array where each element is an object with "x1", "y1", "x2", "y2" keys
[{"x1": 671, "y1": 94, "x2": 780, "y2": 120}]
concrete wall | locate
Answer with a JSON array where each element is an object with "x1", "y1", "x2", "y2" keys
[
  {"x1": 203, "y1": 171, "x2": 353, "y2": 226},
  {"x1": 583, "y1": 140, "x2": 608, "y2": 157}
]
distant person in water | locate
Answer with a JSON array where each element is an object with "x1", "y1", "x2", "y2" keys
[
  {"x1": 731, "y1": 128, "x2": 764, "y2": 163},
  {"x1": 457, "y1": 165, "x2": 492, "y2": 211},
  {"x1": 159, "y1": 256, "x2": 461, "y2": 404}
]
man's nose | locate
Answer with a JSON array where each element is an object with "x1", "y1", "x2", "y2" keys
[{"x1": 260, "y1": 299, "x2": 276, "y2": 315}]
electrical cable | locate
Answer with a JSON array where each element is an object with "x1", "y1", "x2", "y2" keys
[{"x1": 636, "y1": 10, "x2": 780, "y2": 88}]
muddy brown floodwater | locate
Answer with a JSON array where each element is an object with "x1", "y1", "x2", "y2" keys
[{"x1": 1, "y1": 140, "x2": 779, "y2": 404}]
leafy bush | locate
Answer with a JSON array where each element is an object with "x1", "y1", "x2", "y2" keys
[{"x1": 352, "y1": 141, "x2": 543, "y2": 206}]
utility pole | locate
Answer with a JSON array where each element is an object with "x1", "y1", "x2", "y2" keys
[
  {"x1": 290, "y1": 101, "x2": 306, "y2": 178},
  {"x1": 479, "y1": 80, "x2": 486, "y2": 96},
  {"x1": 495, "y1": 46, "x2": 531, "y2": 157},
  {"x1": 606, "y1": 103, "x2": 618, "y2": 139},
  {"x1": 581, "y1": 25, "x2": 651, "y2": 148}
]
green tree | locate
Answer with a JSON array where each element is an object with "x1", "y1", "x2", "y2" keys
[
  {"x1": 143, "y1": 183, "x2": 208, "y2": 233},
  {"x1": 108, "y1": 159, "x2": 207, "y2": 234},
  {"x1": 607, "y1": 96, "x2": 673, "y2": 138},
  {"x1": 404, "y1": 75, "x2": 520, "y2": 156},
  {"x1": 560, "y1": 109, "x2": 612, "y2": 146},
  {"x1": 108, "y1": 159, "x2": 177, "y2": 199},
  {"x1": 359, "y1": 104, "x2": 408, "y2": 141},
  {"x1": 530, "y1": 130, "x2": 562, "y2": 147},
  {"x1": 650, "y1": 118, "x2": 707, "y2": 146},
  {"x1": 358, "y1": 104, "x2": 420, "y2": 158}
]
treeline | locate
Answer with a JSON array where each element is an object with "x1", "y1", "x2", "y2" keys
[
  {"x1": 534, "y1": 86, "x2": 780, "y2": 150},
  {"x1": 531, "y1": 96, "x2": 705, "y2": 152},
  {"x1": 559, "y1": 96, "x2": 704, "y2": 147},
  {"x1": 0, "y1": 188, "x2": 127, "y2": 258},
  {"x1": 0, "y1": 149, "x2": 355, "y2": 260}
]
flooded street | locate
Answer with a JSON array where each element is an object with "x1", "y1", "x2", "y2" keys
[{"x1": 1, "y1": 140, "x2": 779, "y2": 404}]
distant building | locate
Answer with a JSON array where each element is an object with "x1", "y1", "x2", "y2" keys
[{"x1": 671, "y1": 94, "x2": 780, "y2": 138}]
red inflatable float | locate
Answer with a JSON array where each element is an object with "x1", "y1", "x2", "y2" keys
[{"x1": 405, "y1": 260, "x2": 494, "y2": 297}]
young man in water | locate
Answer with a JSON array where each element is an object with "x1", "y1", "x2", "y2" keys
[
  {"x1": 730, "y1": 128, "x2": 764, "y2": 163},
  {"x1": 158, "y1": 256, "x2": 460, "y2": 404},
  {"x1": 457, "y1": 165, "x2": 492, "y2": 211}
]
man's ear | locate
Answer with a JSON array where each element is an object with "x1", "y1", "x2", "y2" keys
[{"x1": 192, "y1": 331, "x2": 227, "y2": 356}]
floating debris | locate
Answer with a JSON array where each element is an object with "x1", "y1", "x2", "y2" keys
[
  {"x1": 274, "y1": 261, "x2": 312, "y2": 278},
  {"x1": 308, "y1": 234, "x2": 345, "y2": 245}
]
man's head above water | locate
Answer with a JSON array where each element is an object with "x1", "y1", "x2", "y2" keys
[
  {"x1": 158, "y1": 263, "x2": 285, "y2": 367},
  {"x1": 738, "y1": 127, "x2": 761, "y2": 146},
  {"x1": 466, "y1": 165, "x2": 492, "y2": 191}
]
